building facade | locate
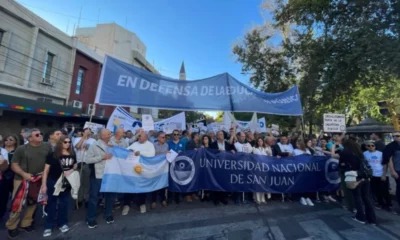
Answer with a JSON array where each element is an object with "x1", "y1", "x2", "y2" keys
[
  {"x1": 68, "y1": 41, "x2": 118, "y2": 119},
  {"x1": 75, "y1": 23, "x2": 159, "y2": 119},
  {"x1": 0, "y1": 0, "x2": 81, "y2": 135}
]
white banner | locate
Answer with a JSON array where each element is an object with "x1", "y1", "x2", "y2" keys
[
  {"x1": 223, "y1": 112, "x2": 267, "y2": 133},
  {"x1": 154, "y1": 112, "x2": 186, "y2": 132},
  {"x1": 106, "y1": 106, "x2": 142, "y2": 133},
  {"x1": 83, "y1": 122, "x2": 104, "y2": 134},
  {"x1": 323, "y1": 114, "x2": 346, "y2": 132}
]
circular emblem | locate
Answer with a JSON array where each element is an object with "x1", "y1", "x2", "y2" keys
[
  {"x1": 325, "y1": 158, "x2": 340, "y2": 184},
  {"x1": 134, "y1": 164, "x2": 143, "y2": 174},
  {"x1": 339, "y1": 125, "x2": 346, "y2": 131},
  {"x1": 170, "y1": 156, "x2": 195, "y2": 185}
]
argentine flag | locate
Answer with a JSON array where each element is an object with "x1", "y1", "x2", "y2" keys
[{"x1": 100, "y1": 146, "x2": 169, "y2": 193}]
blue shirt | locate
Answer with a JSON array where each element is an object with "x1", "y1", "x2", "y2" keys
[
  {"x1": 327, "y1": 141, "x2": 343, "y2": 151},
  {"x1": 168, "y1": 140, "x2": 185, "y2": 153},
  {"x1": 180, "y1": 137, "x2": 189, "y2": 150}
]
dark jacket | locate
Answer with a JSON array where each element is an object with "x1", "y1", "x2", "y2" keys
[
  {"x1": 210, "y1": 140, "x2": 234, "y2": 152},
  {"x1": 271, "y1": 144, "x2": 283, "y2": 157},
  {"x1": 186, "y1": 140, "x2": 201, "y2": 151}
]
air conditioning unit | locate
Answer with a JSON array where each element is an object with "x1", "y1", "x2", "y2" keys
[
  {"x1": 72, "y1": 100, "x2": 83, "y2": 109},
  {"x1": 41, "y1": 78, "x2": 53, "y2": 86},
  {"x1": 87, "y1": 104, "x2": 95, "y2": 115}
]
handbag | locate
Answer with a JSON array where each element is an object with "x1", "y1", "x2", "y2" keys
[
  {"x1": 358, "y1": 157, "x2": 373, "y2": 179},
  {"x1": 25, "y1": 145, "x2": 42, "y2": 204}
]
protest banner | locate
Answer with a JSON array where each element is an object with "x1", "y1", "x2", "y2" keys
[
  {"x1": 169, "y1": 149, "x2": 340, "y2": 193},
  {"x1": 106, "y1": 106, "x2": 142, "y2": 133},
  {"x1": 323, "y1": 114, "x2": 346, "y2": 132},
  {"x1": 83, "y1": 122, "x2": 104, "y2": 134},
  {"x1": 96, "y1": 56, "x2": 303, "y2": 115}
]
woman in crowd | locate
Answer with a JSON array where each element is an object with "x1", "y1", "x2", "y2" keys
[
  {"x1": 305, "y1": 139, "x2": 315, "y2": 155},
  {"x1": 363, "y1": 140, "x2": 391, "y2": 211},
  {"x1": 41, "y1": 136, "x2": 77, "y2": 237},
  {"x1": 252, "y1": 137, "x2": 270, "y2": 204},
  {"x1": 0, "y1": 134, "x2": 18, "y2": 219},
  {"x1": 202, "y1": 135, "x2": 212, "y2": 149},
  {"x1": 293, "y1": 139, "x2": 314, "y2": 206},
  {"x1": 330, "y1": 137, "x2": 376, "y2": 224},
  {"x1": 200, "y1": 135, "x2": 212, "y2": 202}
]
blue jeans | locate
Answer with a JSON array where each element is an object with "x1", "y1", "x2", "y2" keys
[
  {"x1": 45, "y1": 178, "x2": 71, "y2": 229},
  {"x1": 86, "y1": 177, "x2": 115, "y2": 222}
]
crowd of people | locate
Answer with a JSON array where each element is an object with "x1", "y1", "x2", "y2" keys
[{"x1": 0, "y1": 126, "x2": 399, "y2": 239}]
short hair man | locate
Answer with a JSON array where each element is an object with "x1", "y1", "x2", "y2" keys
[{"x1": 6, "y1": 129, "x2": 51, "y2": 239}]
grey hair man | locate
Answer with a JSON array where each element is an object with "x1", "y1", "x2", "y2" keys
[{"x1": 85, "y1": 128, "x2": 115, "y2": 229}]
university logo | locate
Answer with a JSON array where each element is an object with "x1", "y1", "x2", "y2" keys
[
  {"x1": 170, "y1": 156, "x2": 195, "y2": 185},
  {"x1": 325, "y1": 158, "x2": 340, "y2": 184}
]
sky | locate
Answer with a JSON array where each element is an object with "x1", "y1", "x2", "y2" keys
[{"x1": 16, "y1": 0, "x2": 268, "y2": 117}]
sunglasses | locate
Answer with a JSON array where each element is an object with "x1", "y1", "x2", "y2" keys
[
  {"x1": 160, "y1": 137, "x2": 165, "y2": 139},
  {"x1": 64, "y1": 141, "x2": 71, "y2": 144},
  {"x1": 34, "y1": 133, "x2": 42, "y2": 137},
  {"x1": 367, "y1": 145, "x2": 375, "y2": 147},
  {"x1": 173, "y1": 134, "x2": 180, "y2": 136},
  {"x1": 394, "y1": 135, "x2": 400, "y2": 138}
]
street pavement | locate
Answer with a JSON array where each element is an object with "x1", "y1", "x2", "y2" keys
[{"x1": 1, "y1": 198, "x2": 400, "y2": 240}]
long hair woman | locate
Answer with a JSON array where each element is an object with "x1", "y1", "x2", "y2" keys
[
  {"x1": 0, "y1": 134, "x2": 19, "y2": 219},
  {"x1": 201, "y1": 135, "x2": 212, "y2": 149},
  {"x1": 331, "y1": 137, "x2": 376, "y2": 224},
  {"x1": 41, "y1": 136, "x2": 77, "y2": 237},
  {"x1": 252, "y1": 137, "x2": 270, "y2": 204}
]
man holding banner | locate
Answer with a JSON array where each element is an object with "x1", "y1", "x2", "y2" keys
[
  {"x1": 125, "y1": 131, "x2": 155, "y2": 214},
  {"x1": 85, "y1": 129, "x2": 115, "y2": 229}
]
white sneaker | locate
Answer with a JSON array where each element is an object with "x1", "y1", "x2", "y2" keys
[
  {"x1": 300, "y1": 197, "x2": 307, "y2": 206},
  {"x1": 327, "y1": 196, "x2": 337, "y2": 202},
  {"x1": 122, "y1": 206, "x2": 130, "y2": 216},
  {"x1": 43, "y1": 229, "x2": 52, "y2": 237},
  {"x1": 140, "y1": 204, "x2": 146, "y2": 213},
  {"x1": 59, "y1": 225, "x2": 69, "y2": 233},
  {"x1": 306, "y1": 198, "x2": 314, "y2": 206},
  {"x1": 323, "y1": 196, "x2": 329, "y2": 203}
]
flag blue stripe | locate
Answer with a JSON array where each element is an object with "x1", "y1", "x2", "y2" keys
[
  {"x1": 108, "y1": 146, "x2": 131, "y2": 159},
  {"x1": 139, "y1": 154, "x2": 167, "y2": 165},
  {"x1": 100, "y1": 173, "x2": 168, "y2": 193}
]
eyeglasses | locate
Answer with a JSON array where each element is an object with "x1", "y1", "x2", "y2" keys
[
  {"x1": 367, "y1": 145, "x2": 375, "y2": 148},
  {"x1": 34, "y1": 133, "x2": 42, "y2": 137},
  {"x1": 64, "y1": 141, "x2": 71, "y2": 144},
  {"x1": 173, "y1": 134, "x2": 180, "y2": 136},
  {"x1": 394, "y1": 135, "x2": 400, "y2": 138}
]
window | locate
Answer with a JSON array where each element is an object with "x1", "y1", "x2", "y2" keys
[
  {"x1": 42, "y1": 52, "x2": 55, "y2": 80},
  {"x1": 75, "y1": 67, "x2": 85, "y2": 94},
  {"x1": 98, "y1": 108, "x2": 105, "y2": 117}
]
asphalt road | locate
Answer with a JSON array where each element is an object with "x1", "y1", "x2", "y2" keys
[{"x1": 1, "y1": 199, "x2": 400, "y2": 240}]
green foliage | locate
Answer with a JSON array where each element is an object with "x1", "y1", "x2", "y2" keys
[{"x1": 233, "y1": 0, "x2": 400, "y2": 133}]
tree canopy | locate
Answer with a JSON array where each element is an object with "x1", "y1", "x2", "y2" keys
[{"x1": 233, "y1": 0, "x2": 400, "y2": 134}]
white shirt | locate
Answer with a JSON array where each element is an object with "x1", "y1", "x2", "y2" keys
[
  {"x1": 363, "y1": 151, "x2": 384, "y2": 177},
  {"x1": 0, "y1": 148, "x2": 9, "y2": 163},
  {"x1": 128, "y1": 141, "x2": 156, "y2": 157},
  {"x1": 234, "y1": 142, "x2": 253, "y2": 153},
  {"x1": 73, "y1": 137, "x2": 96, "y2": 163},
  {"x1": 277, "y1": 142, "x2": 294, "y2": 153},
  {"x1": 217, "y1": 140, "x2": 226, "y2": 151},
  {"x1": 293, "y1": 148, "x2": 311, "y2": 156},
  {"x1": 253, "y1": 147, "x2": 268, "y2": 156}
]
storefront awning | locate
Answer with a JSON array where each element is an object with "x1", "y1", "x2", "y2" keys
[{"x1": 0, "y1": 93, "x2": 81, "y2": 117}]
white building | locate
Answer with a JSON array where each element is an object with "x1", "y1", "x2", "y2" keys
[
  {"x1": 0, "y1": 0, "x2": 75, "y2": 104},
  {"x1": 75, "y1": 23, "x2": 159, "y2": 119}
]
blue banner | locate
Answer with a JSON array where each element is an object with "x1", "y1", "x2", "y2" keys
[
  {"x1": 168, "y1": 149, "x2": 340, "y2": 193},
  {"x1": 95, "y1": 56, "x2": 303, "y2": 115}
]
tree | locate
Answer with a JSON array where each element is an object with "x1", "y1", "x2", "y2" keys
[{"x1": 233, "y1": 0, "x2": 400, "y2": 134}]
